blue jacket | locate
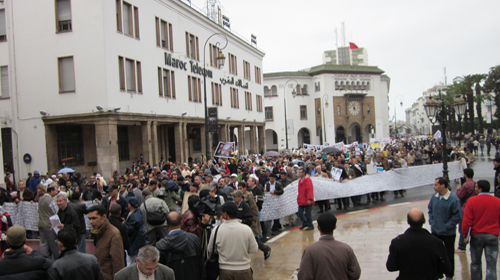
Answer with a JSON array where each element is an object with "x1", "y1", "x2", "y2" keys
[
  {"x1": 29, "y1": 176, "x2": 41, "y2": 193},
  {"x1": 428, "y1": 191, "x2": 461, "y2": 236},
  {"x1": 124, "y1": 209, "x2": 146, "y2": 256}
]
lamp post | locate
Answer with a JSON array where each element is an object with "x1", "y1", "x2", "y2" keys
[
  {"x1": 203, "y1": 33, "x2": 228, "y2": 159},
  {"x1": 394, "y1": 95, "x2": 404, "y2": 138},
  {"x1": 283, "y1": 80, "x2": 298, "y2": 150},
  {"x1": 424, "y1": 90, "x2": 467, "y2": 179},
  {"x1": 322, "y1": 94, "x2": 329, "y2": 144}
]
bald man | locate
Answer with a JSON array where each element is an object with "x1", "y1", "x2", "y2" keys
[{"x1": 386, "y1": 208, "x2": 451, "y2": 280}]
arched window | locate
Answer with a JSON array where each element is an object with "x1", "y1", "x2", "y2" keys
[
  {"x1": 335, "y1": 81, "x2": 339, "y2": 90},
  {"x1": 356, "y1": 81, "x2": 360, "y2": 90},
  {"x1": 302, "y1": 84, "x2": 308, "y2": 94},
  {"x1": 337, "y1": 105, "x2": 341, "y2": 115},
  {"x1": 271, "y1": 85, "x2": 277, "y2": 96},
  {"x1": 296, "y1": 84, "x2": 301, "y2": 95},
  {"x1": 361, "y1": 82, "x2": 366, "y2": 91},
  {"x1": 264, "y1": 86, "x2": 270, "y2": 96},
  {"x1": 367, "y1": 82, "x2": 370, "y2": 91},
  {"x1": 346, "y1": 81, "x2": 350, "y2": 90},
  {"x1": 340, "y1": 81, "x2": 344, "y2": 90},
  {"x1": 367, "y1": 105, "x2": 370, "y2": 114}
]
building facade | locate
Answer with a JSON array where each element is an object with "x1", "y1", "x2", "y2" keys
[
  {"x1": 0, "y1": 0, "x2": 266, "y2": 181},
  {"x1": 323, "y1": 47, "x2": 368, "y2": 66},
  {"x1": 263, "y1": 65, "x2": 390, "y2": 151}
]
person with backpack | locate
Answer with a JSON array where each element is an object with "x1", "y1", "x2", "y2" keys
[{"x1": 140, "y1": 188, "x2": 169, "y2": 246}]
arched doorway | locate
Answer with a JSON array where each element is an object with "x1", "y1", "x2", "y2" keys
[
  {"x1": 335, "y1": 126, "x2": 345, "y2": 143},
  {"x1": 348, "y1": 122, "x2": 362, "y2": 143},
  {"x1": 265, "y1": 129, "x2": 278, "y2": 151},
  {"x1": 364, "y1": 124, "x2": 374, "y2": 141},
  {"x1": 297, "y1": 128, "x2": 310, "y2": 147}
]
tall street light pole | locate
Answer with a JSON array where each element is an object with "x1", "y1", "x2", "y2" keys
[
  {"x1": 284, "y1": 79, "x2": 298, "y2": 150},
  {"x1": 394, "y1": 95, "x2": 404, "y2": 138},
  {"x1": 322, "y1": 94, "x2": 329, "y2": 143},
  {"x1": 203, "y1": 33, "x2": 228, "y2": 159}
]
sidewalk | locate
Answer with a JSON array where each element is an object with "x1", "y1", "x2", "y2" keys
[{"x1": 251, "y1": 200, "x2": 475, "y2": 280}]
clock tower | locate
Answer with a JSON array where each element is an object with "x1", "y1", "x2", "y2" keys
[{"x1": 333, "y1": 93, "x2": 375, "y2": 143}]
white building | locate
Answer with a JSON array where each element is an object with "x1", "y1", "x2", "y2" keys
[
  {"x1": 263, "y1": 65, "x2": 390, "y2": 151},
  {"x1": 0, "y1": 0, "x2": 267, "y2": 181},
  {"x1": 323, "y1": 46, "x2": 368, "y2": 66}
]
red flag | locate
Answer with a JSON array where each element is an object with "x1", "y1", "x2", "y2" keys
[{"x1": 349, "y1": 42, "x2": 359, "y2": 49}]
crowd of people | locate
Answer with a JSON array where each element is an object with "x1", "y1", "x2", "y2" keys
[{"x1": 0, "y1": 133, "x2": 499, "y2": 279}]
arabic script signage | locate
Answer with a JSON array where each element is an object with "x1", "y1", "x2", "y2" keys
[{"x1": 220, "y1": 76, "x2": 249, "y2": 89}]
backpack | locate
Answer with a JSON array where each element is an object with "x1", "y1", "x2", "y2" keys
[{"x1": 143, "y1": 199, "x2": 166, "y2": 226}]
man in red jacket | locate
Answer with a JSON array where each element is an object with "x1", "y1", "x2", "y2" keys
[
  {"x1": 297, "y1": 168, "x2": 314, "y2": 230},
  {"x1": 462, "y1": 180, "x2": 500, "y2": 280}
]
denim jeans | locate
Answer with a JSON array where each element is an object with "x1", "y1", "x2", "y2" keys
[
  {"x1": 470, "y1": 233, "x2": 499, "y2": 280},
  {"x1": 297, "y1": 205, "x2": 313, "y2": 228},
  {"x1": 77, "y1": 234, "x2": 86, "y2": 253},
  {"x1": 458, "y1": 209, "x2": 467, "y2": 250}
]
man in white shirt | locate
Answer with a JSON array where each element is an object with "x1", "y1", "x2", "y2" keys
[{"x1": 208, "y1": 202, "x2": 258, "y2": 280}]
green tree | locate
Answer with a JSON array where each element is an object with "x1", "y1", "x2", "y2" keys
[
  {"x1": 447, "y1": 81, "x2": 468, "y2": 136},
  {"x1": 484, "y1": 65, "x2": 500, "y2": 129},
  {"x1": 470, "y1": 74, "x2": 487, "y2": 133},
  {"x1": 454, "y1": 75, "x2": 475, "y2": 133}
]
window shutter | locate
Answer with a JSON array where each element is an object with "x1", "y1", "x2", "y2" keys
[
  {"x1": 125, "y1": 59, "x2": 134, "y2": 91},
  {"x1": 1, "y1": 66, "x2": 8, "y2": 98},
  {"x1": 123, "y1": 4, "x2": 130, "y2": 35},
  {"x1": 0, "y1": 10, "x2": 6, "y2": 36},
  {"x1": 57, "y1": 0, "x2": 71, "y2": 21},
  {"x1": 59, "y1": 57, "x2": 75, "y2": 92}
]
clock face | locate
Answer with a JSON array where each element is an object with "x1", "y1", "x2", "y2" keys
[{"x1": 348, "y1": 101, "x2": 360, "y2": 116}]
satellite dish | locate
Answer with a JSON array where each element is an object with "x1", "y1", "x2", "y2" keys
[{"x1": 23, "y1": 153, "x2": 32, "y2": 164}]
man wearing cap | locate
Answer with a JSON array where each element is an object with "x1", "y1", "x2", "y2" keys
[
  {"x1": 229, "y1": 173, "x2": 239, "y2": 189},
  {"x1": 0, "y1": 226, "x2": 54, "y2": 278},
  {"x1": 208, "y1": 202, "x2": 258, "y2": 279},
  {"x1": 48, "y1": 227, "x2": 104, "y2": 280},
  {"x1": 101, "y1": 184, "x2": 129, "y2": 220},
  {"x1": 124, "y1": 197, "x2": 146, "y2": 265},
  {"x1": 29, "y1": 170, "x2": 41, "y2": 194},
  {"x1": 39, "y1": 186, "x2": 61, "y2": 259}
]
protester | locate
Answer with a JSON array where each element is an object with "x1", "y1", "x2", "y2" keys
[
  {"x1": 455, "y1": 168, "x2": 476, "y2": 253},
  {"x1": 297, "y1": 168, "x2": 314, "y2": 230},
  {"x1": 207, "y1": 201, "x2": 258, "y2": 279},
  {"x1": 156, "y1": 212, "x2": 204, "y2": 280},
  {"x1": 114, "y1": 245, "x2": 175, "y2": 280},
  {"x1": 462, "y1": 180, "x2": 500, "y2": 280},
  {"x1": 428, "y1": 177, "x2": 461, "y2": 280},
  {"x1": 38, "y1": 185, "x2": 60, "y2": 259},
  {"x1": 48, "y1": 227, "x2": 104, "y2": 280},
  {"x1": 14, "y1": 181, "x2": 34, "y2": 203},
  {"x1": 140, "y1": 188, "x2": 169, "y2": 245},
  {"x1": 298, "y1": 212, "x2": 361, "y2": 280},
  {"x1": 88, "y1": 205, "x2": 124, "y2": 280},
  {"x1": 0, "y1": 226, "x2": 54, "y2": 278},
  {"x1": 108, "y1": 204, "x2": 131, "y2": 262},
  {"x1": 101, "y1": 184, "x2": 129, "y2": 219},
  {"x1": 386, "y1": 208, "x2": 450, "y2": 279}
]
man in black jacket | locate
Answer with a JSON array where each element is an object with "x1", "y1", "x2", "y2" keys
[
  {"x1": 156, "y1": 212, "x2": 204, "y2": 280},
  {"x1": 48, "y1": 227, "x2": 104, "y2": 280},
  {"x1": 69, "y1": 192, "x2": 88, "y2": 253},
  {"x1": 0, "y1": 226, "x2": 54, "y2": 278},
  {"x1": 56, "y1": 193, "x2": 80, "y2": 234},
  {"x1": 232, "y1": 190, "x2": 254, "y2": 227},
  {"x1": 108, "y1": 204, "x2": 130, "y2": 257},
  {"x1": 386, "y1": 208, "x2": 451, "y2": 279},
  {"x1": 265, "y1": 173, "x2": 284, "y2": 235},
  {"x1": 82, "y1": 182, "x2": 102, "y2": 201},
  {"x1": 101, "y1": 184, "x2": 129, "y2": 219}
]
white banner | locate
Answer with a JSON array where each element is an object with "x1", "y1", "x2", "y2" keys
[
  {"x1": 434, "y1": 130, "x2": 442, "y2": 139},
  {"x1": 260, "y1": 161, "x2": 463, "y2": 221}
]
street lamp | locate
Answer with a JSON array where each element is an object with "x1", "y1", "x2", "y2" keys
[
  {"x1": 424, "y1": 90, "x2": 466, "y2": 179},
  {"x1": 283, "y1": 80, "x2": 298, "y2": 150},
  {"x1": 203, "y1": 33, "x2": 228, "y2": 158},
  {"x1": 322, "y1": 94, "x2": 329, "y2": 144},
  {"x1": 394, "y1": 95, "x2": 404, "y2": 138},
  {"x1": 454, "y1": 95, "x2": 467, "y2": 140}
]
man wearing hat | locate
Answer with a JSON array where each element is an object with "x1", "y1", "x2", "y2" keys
[
  {"x1": 0, "y1": 226, "x2": 54, "y2": 277},
  {"x1": 207, "y1": 202, "x2": 258, "y2": 279},
  {"x1": 124, "y1": 197, "x2": 146, "y2": 265}
]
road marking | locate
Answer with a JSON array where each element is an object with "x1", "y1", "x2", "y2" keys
[
  {"x1": 347, "y1": 209, "x2": 369, "y2": 214},
  {"x1": 388, "y1": 202, "x2": 411, "y2": 207},
  {"x1": 266, "y1": 231, "x2": 289, "y2": 243}
]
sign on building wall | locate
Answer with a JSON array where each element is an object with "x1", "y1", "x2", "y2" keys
[{"x1": 208, "y1": 107, "x2": 218, "y2": 133}]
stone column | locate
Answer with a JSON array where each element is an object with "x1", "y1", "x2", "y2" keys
[
  {"x1": 249, "y1": 125, "x2": 257, "y2": 155},
  {"x1": 201, "y1": 125, "x2": 207, "y2": 158},
  {"x1": 152, "y1": 121, "x2": 159, "y2": 165},
  {"x1": 174, "y1": 122, "x2": 184, "y2": 163},
  {"x1": 45, "y1": 125, "x2": 59, "y2": 174},
  {"x1": 238, "y1": 125, "x2": 246, "y2": 155},
  {"x1": 218, "y1": 124, "x2": 227, "y2": 143},
  {"x1": 95, "y1": 120, "x2": 119, "y2": 177},
  {"x1": 183, "y1": 123, "x2": 189, "y2": 164},
  {"x1": 141, "y1": 121, "x2": 152, "y2": 164},
  {"x1": 258, "y1": 126, "x2": 266, "y2": 154}
]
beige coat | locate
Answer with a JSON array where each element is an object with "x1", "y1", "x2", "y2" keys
[{"x1": 244, "y1": 191, "x2": 262, "y2": 236}]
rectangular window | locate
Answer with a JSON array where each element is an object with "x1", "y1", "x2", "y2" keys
[
  {"x1": 209, "y1": 44, "x2": 220, "y2": 68},
  {"x1": 230, "y1": 87, "x2": 239, "y2": 108},
  {"x1": 116, "y1": 0, "x2": 122, "y2": 32},
  {"x1": 228, "y1": 53, "x2": 237, "y2": 75},
  {"x1": 117, "y1": 126, "x2": 130, "y2": 161},
  {"x1": 136, "y1": 61, "x2": 142, "y2": 93},
  {"x1": 265, "y1": 106, "x2": 273, "y2": 120},
  {"x1": 125, "y1": 58, "x2": 135, "y2": 91},
  {"x1": 243, "y1": 60, "x2": 251, "y2": 80},
  {"x1": 122, "y1": 2, "x2": 132, "y2": 36},
  {"x1": 158, "y1": 67, "x2": 175, "y2": 98},
  {"x1": 188, "y1": 75, "x2": 201, "y2": 102},
  {"x1": 245, "y1": 91, "x2": 252, "y2": 111},
  {"x1": 58, "y1": 56, "x2": 75, "y2": 93},
  {"x1": 212, "y1": 82, "x2": 222, "y2": 106},
  {"x1": 56, "y1": 125, "x2": 84, "y2": 166},
  {"x1": 256, "y1": 94, "x2": 262, "y2": 112},
  {"x1": 0, "y1": 66, "x2": 9, "y2": 98},
  {"x1": 185, "y1": 32, "x2": 199, "y2": 61},
  {"x1": 156, "y1": 18, "x2": 173, "y2": 51},
  {"x1": 0, "y1": 10, "x2": 6, "y2": 42},
  {"x1": 300, "y1": 105, "x2": 307, "y2": 119},
  {"x1": 133, "y1": 6, "x2": 139, "y2": 39},
  {"x1": 254, "y1": 66, "x2": 261, "y2": 84},
  {"x1": 118, "y1": 56, "x2": 125, "y2": 90},
  {"x1": 55, "y1": 0, "x2": 72, "y2": 32}
]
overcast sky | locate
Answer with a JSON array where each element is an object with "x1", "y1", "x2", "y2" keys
[{"x1": 191, "y1": 0, "x2": 500, "y2": 120}]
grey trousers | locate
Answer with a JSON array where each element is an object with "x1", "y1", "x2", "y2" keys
[
  {"x1": 39, "y1": 226, "x2": 60, "y2": 259},
  {"x1": 219, "y1": 268, "x2": 253, "y2": 280}
]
